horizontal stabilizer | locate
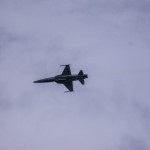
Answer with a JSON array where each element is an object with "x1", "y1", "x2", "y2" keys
[{"x1": 79, "y1": 79, "x2": 84, "y2": 85}]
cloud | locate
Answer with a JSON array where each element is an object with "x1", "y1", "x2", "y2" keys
[{"x1": 0, "y1": 0, "x2": 150, "y2": 150}]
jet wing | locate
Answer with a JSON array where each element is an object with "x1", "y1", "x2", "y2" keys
[
  {"x1": 63, "y1": 81, "x2": 73, "y2": 91},
  {"x1": 61, "y1": 65, "x2": 71, "y2": 75}
]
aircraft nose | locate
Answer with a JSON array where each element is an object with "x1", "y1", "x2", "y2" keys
[
  {"x1": 33, "y1": 78, "x2": 48, "y2": 83},
  {"x1": 33, "y1": 77, "x2": 55, "y2": 83},
  {"x1": 33, "y1": 80, "x2": 41, "y2": 83}
]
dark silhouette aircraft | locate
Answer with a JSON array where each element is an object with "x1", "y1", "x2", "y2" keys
[{"x1": 33, "y1": 65, "x2": 88, "y2": 92}]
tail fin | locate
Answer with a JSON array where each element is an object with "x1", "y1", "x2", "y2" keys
[
  {"x1": 78, "y1": 70, "x2": 84, "y2": 76},
  {"x1": 78, "y1": 70, "x2": 84, "y2": 85}
]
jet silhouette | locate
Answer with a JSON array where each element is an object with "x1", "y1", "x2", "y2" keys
[{"x1": 33, "y1": 65, "x2": 88, "y2": 92}]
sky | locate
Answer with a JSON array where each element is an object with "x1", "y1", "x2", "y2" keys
[{"x1": 0, "y1": 0, "x2": 150, "y2": 150}]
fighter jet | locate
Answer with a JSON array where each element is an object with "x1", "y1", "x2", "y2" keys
[{"x1": 33, "y1": 65, "x2": 88, "y2": 92}]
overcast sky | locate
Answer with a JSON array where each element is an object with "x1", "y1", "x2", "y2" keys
[{"x1": 0, "y1": 0, "x2": 150, "y2": 150}]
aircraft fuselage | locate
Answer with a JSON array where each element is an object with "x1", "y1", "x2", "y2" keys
[
  {"x1": 34, "y1": 74, "x2": 88, "y2": 84},
  {"x1": 34, "y1": 65, "x2": 88, "y2": 92}
]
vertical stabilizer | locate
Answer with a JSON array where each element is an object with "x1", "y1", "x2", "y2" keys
[
  {"x1": 78, "y1": 70, "x2": 84, "y2": 85},
  {"x1": 78, "y1": 70, "x2": 84, "y2": 75}
]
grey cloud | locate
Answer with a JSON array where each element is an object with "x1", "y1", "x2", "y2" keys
[
  {"x1": 119, "y1": 136, "x2": 149, "y2": 150},
  {"x1": 0, "y1": 0, "x2": 150, "y2": 150}
]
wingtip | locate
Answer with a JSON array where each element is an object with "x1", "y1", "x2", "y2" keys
[
  {"x1": 64, "y1": 90, "x2": 74, "y2": 93},
  {"x1": 60, "y1": 64, "x2": 71, "y2": 67}
]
